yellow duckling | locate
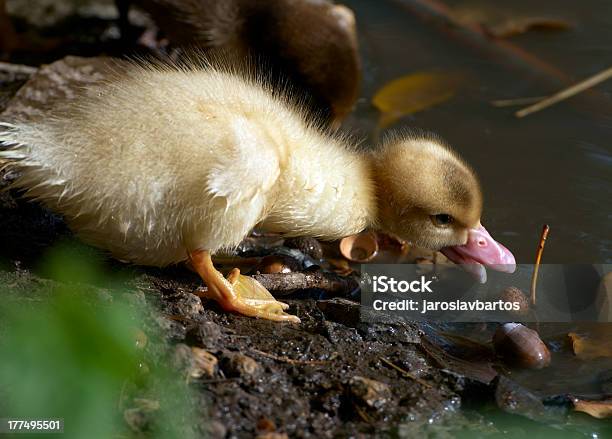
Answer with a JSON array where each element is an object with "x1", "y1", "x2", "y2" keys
[{"x1": 0, "y1": 61, "x2": 515, "y2": 323}]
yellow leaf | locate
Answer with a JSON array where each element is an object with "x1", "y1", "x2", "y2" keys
[
  {"x1": 568, "y1": 332, "x2": 612, "y2": 360},
  {"x1": 372, "y1": 72, "x2": 461, "y2": 129},
  {"x1": 574, "y1": 398, "x2": 612, "y2": 419},
  {"x1": 449, "y1": 5, "x2": 572, "y2": 38}
]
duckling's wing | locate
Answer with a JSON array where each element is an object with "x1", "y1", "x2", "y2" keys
[{"x1": 205, "y1": 115, "x2": 281, "y2": 209}]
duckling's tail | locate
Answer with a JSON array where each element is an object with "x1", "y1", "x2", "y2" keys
[
  {"x1": 0, "y1": 122, "x2": 31, "y2": 182},
  {"x1": 0, "y1": 121, "x2": 70, "y2": 201},
  {"x1": 0, "y1": 122, "x2": 24, "y2": 163}
]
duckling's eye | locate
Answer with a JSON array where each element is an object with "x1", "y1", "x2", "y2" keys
[{"x1": 431, "y1": 214, "x2": 454, "y2": 227}]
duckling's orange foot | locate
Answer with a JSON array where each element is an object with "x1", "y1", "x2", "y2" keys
[
  {"x1": 189, "y1": 250, "x2": 300, "y2": 323},
  {"x1": 225, "y1": 269, "x2": 300, "y2": 322}
]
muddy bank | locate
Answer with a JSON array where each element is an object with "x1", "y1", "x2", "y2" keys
[{"x1": 0, "y1": 174, "x2": 464, "y2": 437}]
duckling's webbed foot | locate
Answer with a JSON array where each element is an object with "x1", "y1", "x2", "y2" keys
[{"x1": 189, "y1": 250, "x2": 300, "y2": 323}]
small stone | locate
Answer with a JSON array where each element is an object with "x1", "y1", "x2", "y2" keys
[
  {"x1": 190, "y1": 347, "x2": 218, "y2": 378},
  {"x1": 175, "y1": 292, "x2": 205, "y2": 318},
  {"x1": 348, "y1": 376, "x2": 391, "y2": 408},
  {"x1": 172, "y1": 344, "x2": 218, "y2": 379},
  {"x1": 256, "y1": 417, "x2": 277, "y2": 433},
  {"x1": 124, "y1": 408, "x2": 149, "y2": 432},
  {"x1": 123, "y1": 399, "x2": 160, "y2": 433},
  {"x1": 172, "y1": 344, "x2": 192, "y2": 367},
  {"x1": 187, "y1": 321, "x2": 223, "y2": 348},
  {"x1": 221, "y1": 352, "x2": 262, "y2": 378},
  {"x1": 493, "y1": 323, "x2": 551, "y2": 369},
  {"x1": 500, "y1": 286, "x2": 530, "y2": 316},
  {"x1": 256, "y1": 255, "x2": 299, "y2": 274},
  {"x1": 133, "y1": 328, "x2": 148, "y2": 350},
  {"x1": 284, "y1": 237, "x2": 323, "y2": 260},
  {"x1": 206, "y1": 420, "x2": 227, "y2": 439}
]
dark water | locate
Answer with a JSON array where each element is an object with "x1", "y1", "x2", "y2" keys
[
  {"x1": 343, "y1": 0, "x2": 611, "y2": 266},
  {"x1": 342, "y1": 1, "x2": 612, "y2": 435}
]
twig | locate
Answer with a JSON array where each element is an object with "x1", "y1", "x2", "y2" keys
[
  {"x1": 250, "y1": 348, "x2": 330, "y2": 365},
  {"x1": 193, "y1": 272, "x2": 354, "y2": 299},
  {"x1": 0, "y1": 61, "x2": 37, "y2": 75},
  {"x1": 530, "y1": 225, "x2": 550, "y2": 306},
  {"x1": 379, "y1": 357, "x2": 432, "y2": 388},
  {"x1": 516, "y1": 67, "x2": 612, "y2": 117},
  {"x1": 491, "y1": 96, "x2": 546, "y2": 107},
  {"x1": 353, "y1": 403, "x2": 373, "y2": 423},
  {"x1": 251, "y1": 271, "x2": 358, "y2": 296}
]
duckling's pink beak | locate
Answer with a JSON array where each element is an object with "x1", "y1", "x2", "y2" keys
[{"x1": 440, "y1": 224, "x2": 516, "y2": 283}]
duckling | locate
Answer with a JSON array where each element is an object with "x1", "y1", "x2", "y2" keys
[
  {"x1": 0, "y1": 61, "x2": 515, "y2": 323},
  {"x1": 116, "y1": 0, "x2": 360, "y2": 123},
  {"x1": 0, "y1": 0, "x2": 21, "y2": 58},
  {"x1": 0, "y1": 0, "x2": 62, "y2": 60}
]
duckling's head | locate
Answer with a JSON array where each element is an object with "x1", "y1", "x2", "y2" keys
[{"x1": 370, "y1": 133, "x2": 515, "y2": 281}]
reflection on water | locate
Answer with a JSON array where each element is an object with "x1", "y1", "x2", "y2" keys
[{"x1": 343, "y1": 0, "x2": 611, "y2": 265}]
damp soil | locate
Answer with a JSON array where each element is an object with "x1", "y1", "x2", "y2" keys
[{"x1": 0, "y1": 158, "x2": 469, "y2": 437}]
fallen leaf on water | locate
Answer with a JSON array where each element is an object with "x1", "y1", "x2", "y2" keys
[
  {"x1": 484, "y1": 17, "x2": 573, "y2": 38},
  {"x1": 568, "y1": 332, "x2": 612, "y2": 360},
  {"x1": 372, "y1": 72, "x2": 461, "y2": 129},
  {"x1": 573, "y1": 398, "x2": 612, "y2": 419},
  {"x1": 448, "y1": 5, "x2": 572, "y2": 38}
]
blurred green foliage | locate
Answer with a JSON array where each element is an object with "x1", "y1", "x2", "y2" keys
[{"x1": 0, "y1": 242, "x2": 200, "y2": 439}]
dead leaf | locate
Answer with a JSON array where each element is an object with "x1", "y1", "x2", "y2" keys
[
  {"x1": 484, "y1": 17, "x2": 573, "y2": 38},
  {"x1": 448, "y1": 5, "x2": 572, "y2": 38},
  {"x1": 573, "y1": 398, "x2": 612, "y2": 419},
  {"x1": 568, "y1": 332, "x2": 612, "y2": 360},
  {"x1": 327, "y1": 258, "x2": 353, "y2": 276},
  {"x1": 372, "y1": 72, "x2": 461, "y2": 129}
]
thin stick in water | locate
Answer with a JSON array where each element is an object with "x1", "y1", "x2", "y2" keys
[
  {"x1": 516, "y1": 67, "x2": 612, "y2": 117},
  {"x1": 379, "y1": 357, "x2": 432, "y2": 388},
  {"x1": 530, "y1": 224, "x2": 550, "y2": 306},
  {"x1": 491, "y1": 96, "x2": 546, "y2": 108}
]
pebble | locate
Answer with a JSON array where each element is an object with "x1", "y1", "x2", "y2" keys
[
  {"x1": 499, "y1": 286, "x2": 531, "y2": 316},
  {"x1": 221, "y1": 352, "x2": 263, "y2": 378},
  {"x1": 348, "y1": 376, "x2": 391, "y2": 408},
  {"x1": 257, "y1": 255, "x2": 299, "y2": 274},
  {"x1": 172, "y1": 344, "x2": 218, "y2": 379},
  {"x1": 284, "y1": 237, "x2": 323, "y2": 260},
  {"x1": 493, "y1": 323, "x2": 551, "y2": 369}
]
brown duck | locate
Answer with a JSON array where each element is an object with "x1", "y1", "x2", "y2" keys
[{"x1": 117, "y1": 0, "x2": 361, "y2": 123}]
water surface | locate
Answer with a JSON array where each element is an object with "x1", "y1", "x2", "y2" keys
[{"x1": 344, "y1": 0, "x2": 611, "y2": 265}]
